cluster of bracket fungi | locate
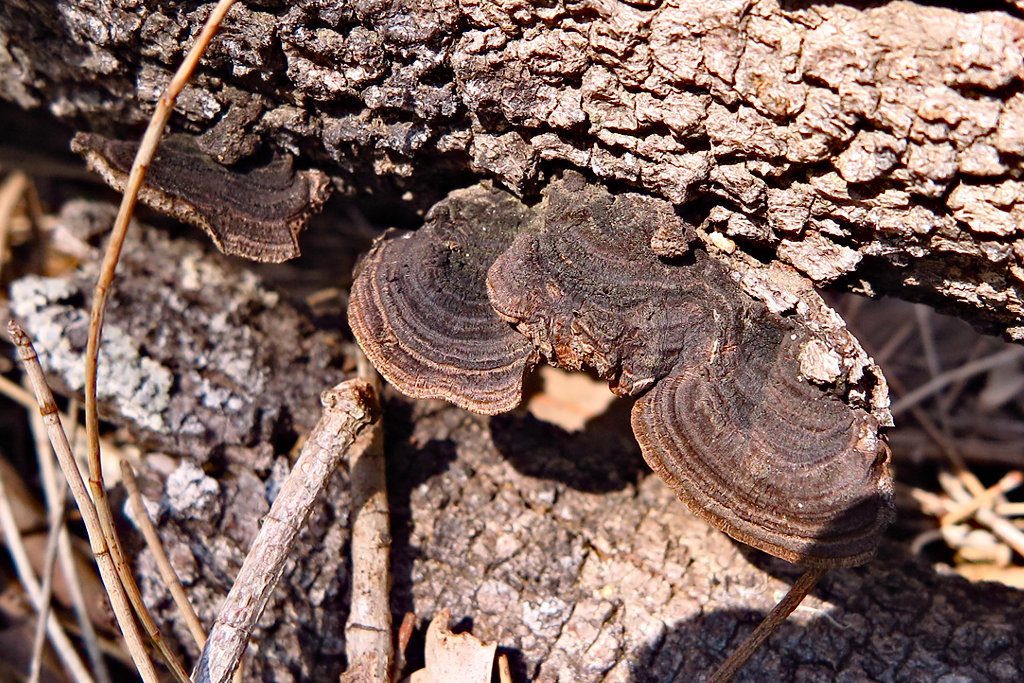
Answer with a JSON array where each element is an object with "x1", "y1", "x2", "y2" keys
[{"x1": 350, "y1": 172, "x2": 894, "y2": 569}]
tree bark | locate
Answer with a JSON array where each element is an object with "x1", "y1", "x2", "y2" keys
[
  {"x1": 3, "y1": 1, "x2": 1024, "y2": 680},
  {"x1": 1, "y1": 0, "x2": 1022, "y2": 336}
]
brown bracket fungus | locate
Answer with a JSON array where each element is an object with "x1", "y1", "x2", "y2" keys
[
  {"x1": 486, "y1": 174, "x2": 893, "y2": 567},
  {"x1": 631, "y1": 330, "x2": 893, "y2": 568},
  {"x1": 348, "y1": 185, "x2": 538, "y2": 415},
  {"x1": 72, "y1": 132, "x2": 331, "y2": 263},
  {"x1": 349, "y1": 172, "x2": 894, "y2": 567}
]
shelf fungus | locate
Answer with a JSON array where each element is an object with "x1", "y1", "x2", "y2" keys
[
  {"x1": 348, "y1": 186, "x2": 539, "y2": 414},
  {"x1": 349, "y1": 174, "x2": 894, "y2": 569},
  {"x1": 72, "y1": 133, "x2": 331, "y2": 263}
]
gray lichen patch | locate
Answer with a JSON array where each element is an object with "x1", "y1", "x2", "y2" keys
[{"x1": 10, "y1": 274, "x2": 173, "y2": 433}]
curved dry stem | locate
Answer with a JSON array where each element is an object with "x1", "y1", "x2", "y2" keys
[
  {"x1": 708, "y1": 566, "x2": 828, "y2": 683},
  {"x1": 121, "y1": 457, "x2": 207, "y2": 649},
  {"x1": 78, "y1": 0, "x2": 236, "y2": 679},
  {"x1": 11, "y1": 321, "x2": 160, "y2": 683}
]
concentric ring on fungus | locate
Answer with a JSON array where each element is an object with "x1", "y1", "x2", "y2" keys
[
  {"x1": 72, "y1": 133, "x2": 331, "y2": 263},
  {"x1": 631, "y1": 326, "x2": 894, "y2": 567},
  {"x1": 486, "y1": 172, "x2": 707, "y2": 397},
  {"x1": 348, "y1": 185, "x2": 538, "y2": 415},
  {"x1": 349, "y1": 172, "x2": 894, "y2": 567}
]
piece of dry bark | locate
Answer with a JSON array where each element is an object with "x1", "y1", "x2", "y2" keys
[
  {"x1": 408, "y1": 609, "x2": 497, "y2": 683},
  {"x1": 8, "y1": 210, "x2": 1023, "y2": 681},
  {"x1": 2, "y1": 0, "x2": 1022, "y2": 336}
]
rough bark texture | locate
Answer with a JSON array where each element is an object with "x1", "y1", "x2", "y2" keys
[
  {"x1": 8, "y1": 214, "x2": 1024, "y2": 682},
  {"x1": 4, "y1": 1, "x2": 1024, "y2": 680},
  {"x1": 1, "y1": 0, "x2": 1023, "y2": 336}
]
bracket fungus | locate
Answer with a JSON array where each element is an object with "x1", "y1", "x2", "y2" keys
[
  {"x1": 72, "y1": 133, "x2": 331, "y2": 263},
  {"x1": 349, "y1": 173, "x2": 894, "y2": 569},
  {"x1": 348, "y1": 186, "x2": 538, "y2": 415}
]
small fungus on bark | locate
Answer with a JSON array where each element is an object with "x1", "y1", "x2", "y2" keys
[
  {"x1": 72, "y1": 132, "x2": 331, "y2": 263},
  {"x1": 349, "y1": 173, "x2": 894, "y2": 567},
  {"x1": 487, "y1": 173, "x2": 706, "y2": 397},
  {"x1": 631, "y1": 330, "x2": 893, "y2": 567},
  {"x1": 348, "y1": 185, "x2": 538, "y2": 415}
]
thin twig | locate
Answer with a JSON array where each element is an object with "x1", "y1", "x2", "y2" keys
[
  {"x1": 890, "y1": 346, "x2": 1024, "y2": 417},
  {"x1": 193, "y1": 378, "x2": 380, "y2": 683},
  {"x1": 914, "y1": 304, "x2": 942, "y2": 379},
  {"x1": 939, "y1": 471, "x2": 1023, "y2": 527},
  {"x1": 937, "y1": 338, "x2": 990, "y2": 417},
  {"x1": 0, "y1": 171, "x2": 28, "y2": 277},
  {"x1": 42, "y1": 398, "x2": 113, "y2": 683},
  {"x1": 708, "y1": 567, "x2": 828, "y2": 683},
  {"x1": 497, "y1": 654, "x2": 513, "y2": 683},
  {"x1": 343, "y1": 426, "x2": 391, "y2": 678},
  {"x1": 850, "y1": 315, "x2": 983, "y2": 496},
  {"x1": 78, "y1": 2, "x2": 237, "y2": 678},
  {"x1": 393, "y1": 612, "x2": 416, "y2": 682},
  {"x1": 884, "y1": 370, "x2": 985, "y2": 497},
  {"x1": 995, "y1": 502, "x2": 1024, "y2": 517},
  {"x1": 28, "y1": 399, "x2": 72, "y2": 683},
  {"x1": 0, "y1": 375, "x2": 116, "y2": 472},
  {"x1": 0, "y1": 463, "x2": 94, "y2": 683},
  {"x1": 345, "y1": 358, "x2": 392, "y2": 682},
  {"x1": 10, "y1": 321, "x2": 162, "y2": 683},
  {"x1": 120, "y1": 456, "x2": 207, "y2": 649},
  {"x1": 872, "y1": 318, "x2": 916, "y2": 367}
]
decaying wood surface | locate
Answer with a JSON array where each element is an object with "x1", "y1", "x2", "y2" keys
[
  {"x1": 1, "y1": 0, "x2": 1022, "y2": 336},
  {"x1": 7, "y1": 213, "x2": 1024, "y2": 682}
]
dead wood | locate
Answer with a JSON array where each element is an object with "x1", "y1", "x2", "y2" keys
[
  {"x1": 7, "y1": 214, "x2": 1024, "y2": 681},
  {"x1": 1, "y1": 0, "x2": 1022, "y2": 336}
]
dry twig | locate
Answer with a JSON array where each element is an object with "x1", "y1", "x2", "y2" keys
[
  {"x1": 497, "y1": 654, "x2": 513, "y2": 683},
  {"x1": 10, "y1": 321, "x2": 163, "y2": 682},
  {"x1": 28, "y1": 401, "x2": 73, "y2": 683},
  {"x1": 120, "y1": 457, "x2": 207, "y2": 649},
  {"x1": 193, "y1": 378, "x2": 380, "y2": 683},
  {"x1": 940, "y1": 471, "x2": 1023, "y2": 528},
  {"x1": 708, "y1": 567, "x2": 829, "y2": 683},
  {"x1": 393, "y1": 611, "x2": 416, "y2": 681},
  {"x1": 939, "y1": 471, "x2": 1024, "y2": 558},
  {"x1": 29, "y1": 396, "x2": 111, "y2": 683},
  {"x1": 890, "y1": 346, "x2": 1024, "y2": 417},
  {"x1": 0, "y1": 458, "x2": 94, "y2": 683},
  {"x1": 344, "y1": 359, "x2": 393, "y2": 681}
]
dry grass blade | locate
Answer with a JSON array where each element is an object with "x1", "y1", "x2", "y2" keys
[
  {"x1": 940, "y1": 471, "x2": 1023, "y2": 527},
  {"x1": 120, "y1": 457, "x2": 207, "y2": 649},
  {"x1": 194, "y1": 378, "x2": 380, "y2": 683},
  {"x1": 708, "y1": 567, "x2": 828, "y2": 683},
  {"x1": 10, "y1": 321, "x2": 162, "y2": 683},
  {"x1": 0, "y1": 170, "x2": 43, "y2": 277},
  {"x1": 30, "y1": 396, "x2": 112, "y2": 683},
  {"x1": 0, "y1": 465, "x2": 94, "y2": 683},
  {"x1": 939, "y1": 471, "x2": 1024, "y2": 557},
  {"x1": 28, "y1": 419, "x2": 71, "y2": 683}
]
